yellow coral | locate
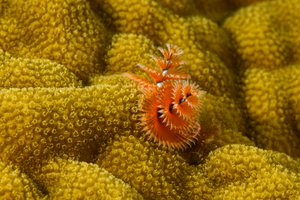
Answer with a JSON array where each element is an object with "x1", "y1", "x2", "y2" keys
[
  {"x1": 0, "y1": 50, "x2": 82, "y2": 88},
  {"x1": 0, "y1": 75, "x2": 140, "y2": 173},
  {"x1": 186, "y1": 144, "x2": 300, "y2": 199},
  {"x1": 97, "y1": 134, "x2": 192, "y2": 199},
  {"x1": 98, "y1": 135, "x2": 300, "y2": 199},
  {"x1": 0, "y1": 0, "x2": 106, "y2": 81},
  {"x1": 35, "y1": 157, "x2": 143, "y2": 199},
  {"x1": 104, "y1": 33, "x2": 157, "y2": 76},
  {"x1": 0, "y1": 161, "x2": 45, "y2": 199},
  {"x1": 223, "y1": 0, "x2": 300, "y2": 157},
  {"x1": 193, "y1": 0, "x2": 270, "y2": 22},
  {"x1": 95, "y1": 0, "x2": 236, "y2": 92},
  {"x1": 0, "y1": 0, "x2": 300, "y2": 199}
]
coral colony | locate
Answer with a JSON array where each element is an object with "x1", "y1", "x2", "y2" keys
[{"x1": 123, "y1": 44, "x2": 203, "y2": 150}]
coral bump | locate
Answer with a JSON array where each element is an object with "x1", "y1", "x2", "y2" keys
[{"x1": 122, "y1": 44, "x2": 203, "y2": 150}]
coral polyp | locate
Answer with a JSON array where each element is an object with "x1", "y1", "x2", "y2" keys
[{"x1": 122, "y1": 44, "x2": 203, "y2": 150}]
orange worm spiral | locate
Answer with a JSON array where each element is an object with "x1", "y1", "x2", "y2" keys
[{"x1": 122, "y1": 44, "x2": 203, "y2": 150}]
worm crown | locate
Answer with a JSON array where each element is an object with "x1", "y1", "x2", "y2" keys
[{"x1": 123, "y1": 43, "x2": 203, "y2": 150}]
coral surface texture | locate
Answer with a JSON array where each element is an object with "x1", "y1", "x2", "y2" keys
[{"x1": 0, "y1": 0, "x2": 300, "y2": 199}]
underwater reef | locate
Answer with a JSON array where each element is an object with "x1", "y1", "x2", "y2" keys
[{"x1": 0, "y1": 0, "x2": 300, "y2": 199}]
